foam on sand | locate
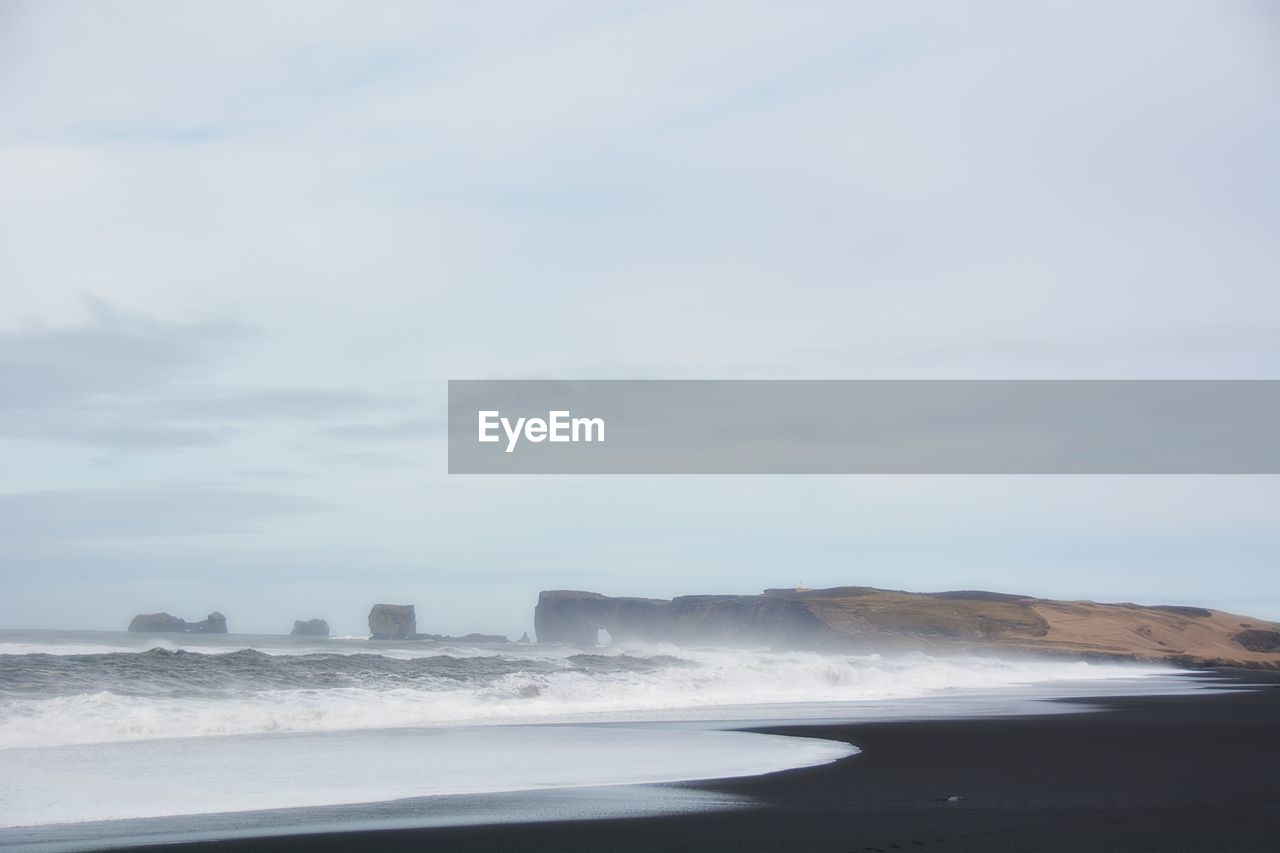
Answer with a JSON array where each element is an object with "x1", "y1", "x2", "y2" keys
[{"x1": 0, "y1": 723, "x2": 856, "y2": 827}]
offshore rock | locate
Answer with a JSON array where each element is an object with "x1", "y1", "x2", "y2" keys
[
  {"x1": 414, "y1": 632, "x2": 508, "y2": 643},
  {"x1": 128, "y1": 612, "x2": 184, "y2": 633},
  {"x1": 368, "y1": 604, "x2": 416, "y2": 640},
  {"x1": 291, "y1": 618, "x2": 330, "y2": 637},
  {"x1": 190, "y1": 612, "x2": 228, "y2": 634},
  {"x1": 128, "y1": 611, "x2": 228, "y2": 634}
]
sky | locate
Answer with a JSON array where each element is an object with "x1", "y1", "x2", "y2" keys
[{"x1": 1, "y1": 0, "x2": 1279, "y2": 636}]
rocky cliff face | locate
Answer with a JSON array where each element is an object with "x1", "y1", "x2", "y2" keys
[
  {"x1": 534, "y1": 587, "x2": 1280, "y2": 669},
  {"x1": 368, "y1": 604, "x2": 416, "y2": 640},
  {"x1": 127, "y1": 611, "x2": 228, "y2": 633},
  {"x1": 291, "y1": 618, "x2": 329, "y2": 637},
  {"x1": 534, "y1": 590, "x2": 834, "y2": 648}
]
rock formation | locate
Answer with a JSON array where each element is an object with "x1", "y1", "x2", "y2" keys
[
  {"x1": 455, "y1": 632, "x2": 507, "y2": 643},
  {"x1": 192, "y1": 612, "x2": 228, "y2": 633},
  {"x1": 368, "y1": 604, "x2": 416, "y2": 640},
  {"x1": 291, "y1": 618, "x2": 330, "y2": 637},
  {"x1": 416, "y1": 632, "x2": 508, "y2": 643},
  {"x1": 128, "y1": 611, "x2": 228, "y2": 633},
  {"x1": 535, "y1": 590, "x2": 832, "y2": 647},
  {"x1": 517, "y1": 632, "x2": 531, "y2": 644},
  {"x1": 534, "y1": 587, "x2": 1280, "y2": 669},
  {"x1": 128, "y1": 612, "x2": 183, "y2": 633}
]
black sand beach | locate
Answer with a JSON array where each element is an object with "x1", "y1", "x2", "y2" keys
[{"x1": 109, "y1": 670, "x2": 1280, "y2": 853}]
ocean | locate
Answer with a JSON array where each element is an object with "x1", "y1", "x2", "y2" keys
[{"x1": 0, "y1": 629, "x2": 1193, "y2": 841}]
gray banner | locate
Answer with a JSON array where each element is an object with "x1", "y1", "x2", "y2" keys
[{"x1": 447, "y1": 380, "x2": 1280, "y2": 474}]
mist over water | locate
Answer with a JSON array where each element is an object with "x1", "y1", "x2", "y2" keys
[{"x1": 0, "y1": 630, "x2": 1180, "y2": 751}]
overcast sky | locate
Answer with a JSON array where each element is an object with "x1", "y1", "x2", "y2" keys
[{"x1": 2, "y1": 0, "x2": 1279, "y2": 635}]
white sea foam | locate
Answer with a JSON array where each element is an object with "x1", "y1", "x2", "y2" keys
[
  {"x1": 0, "y1": 646, "x2": 1180, "y2": 750},
  {"x1": 0, "y1": 632, "x2": 1200, "y2": 833},
  {"x1": 0, "y1": 724, "x2": 857, "y2": 827},
  {"x1": 0, "y1": 639, "x2": 186, "y2": 657}
]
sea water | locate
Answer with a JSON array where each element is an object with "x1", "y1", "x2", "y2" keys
[{"x1": 0, "y1": 629, "x2": 1195, "y2": 832}]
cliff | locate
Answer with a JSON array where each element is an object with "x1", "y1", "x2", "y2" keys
[
  {"x1": 534, "y1": 587, "x2": 1280, "y2": 669},
  {"x1": 535, "y1": 590, "x2": 833, "y2": 647}
]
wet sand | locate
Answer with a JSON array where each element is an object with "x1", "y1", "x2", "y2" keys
[{"x1": 73, "y1": 669, "x2": 1280, "y2": 853}]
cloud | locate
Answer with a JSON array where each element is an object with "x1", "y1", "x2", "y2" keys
[
  {"x1": 3, "y1": 420, "x2": 228, "y2": 448},
  {"x1": 0, "y1": 485, "x2": 328, "y2": 541},
  {"x1": 0, "y1": 297, "x2": 249, "y2": 407},
  {"x1": 316, "y1": 451, "x2": 413, "y2": 468},
  {"x1": 320, "y1": 416, "x2": 443, "y2": 442},
  {"x1": 0, "y1": 299, "x2": 417, "y2": 449},
  {"x1": 149, "y1": 388, "x2": 408, "y2": 421}
]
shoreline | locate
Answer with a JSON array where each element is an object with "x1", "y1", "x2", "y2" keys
[{"x1": 10, "y1": 668, "x2": 1277, "y2": 853}]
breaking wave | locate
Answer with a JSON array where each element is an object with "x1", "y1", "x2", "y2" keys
[{"x1": 0, "y1": 635, "x2": 1178, "y2": 749}]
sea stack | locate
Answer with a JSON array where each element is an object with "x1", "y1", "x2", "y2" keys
[
  {"x1": 368, "y1": 604, "x2": 416, "y2": 640},
  {"x1": 128, "y1": 612, "x2": 184, "y2": 633},
  {"x1": 194, "y1": 612, "x2": 228, "y2": 633},
  {"x1": 127, "y1": 611, "x2": 228, "y2": 634},
  {"x1": 291, "y1": 618, "x2": 330, "y2": 637}
]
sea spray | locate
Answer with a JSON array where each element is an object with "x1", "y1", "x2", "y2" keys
[{"x1": 0, "y1": 630, "x2": 1179, "y2": 750}]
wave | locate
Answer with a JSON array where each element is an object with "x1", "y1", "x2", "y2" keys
[{"x1": 0, "y1": 642, "x2": 1178, "y2": 749}]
